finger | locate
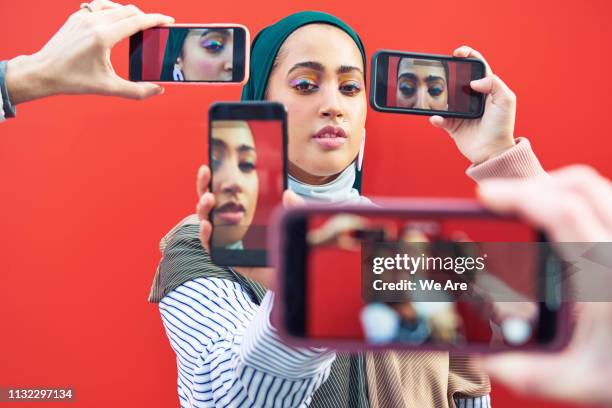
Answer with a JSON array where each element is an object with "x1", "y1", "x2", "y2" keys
[
  {"x1": 453, "y1": 45, "x2": 493, "y2": 76},
  {"x1": 282, "y1": 190, "x2": 306, "y2": 208},
  {"x1": 470, "y1": 75, "x2": 516, "y2": 108},
  {"x1": 104, "y1": 13, "x2": 174, "y2": 45},
  {"x1": 196, "y1": 193, "x2": 215, "y2": 253},
  {"x1": 477, "y1": 179, "x2": 610, "y2": 242},
  {"x1": 429, "y1": 115, "x2": 459, "y2": 133},
  {"x1": 94, "y1": 3, "x2": 144, "y2": 24},
  {"x1": 549, "y1": 165, "x2": 612, "y2": 232},
  {"x1": 199, "y1": 220, "x2": 212, "y2": 253},
  {"x1": 197, "y1": 165, "x2": 211, "y2": 198},
  {"x1": 88, "y1": 0, "x2": 122, "y2": 11},
  {"x1": 105, "y1": 75, "x2": 164, "y2": 99},
  {"x1": 196, "y1": 192, "x2": 215, "y2": 222},
  {"x1": 482, "y1": 354, "x2": 598, "y2": 404}
]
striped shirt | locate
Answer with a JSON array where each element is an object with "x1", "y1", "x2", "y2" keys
[
  {"x1": 154, "y1": 221, "x2": 492, "y2": 407},
  {"x1": 160, "y1": 277, "x2": 335, "y2": 407}
]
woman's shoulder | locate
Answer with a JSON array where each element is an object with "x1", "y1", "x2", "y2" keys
[
  {"x1": 159, "y1": 214, "x2": 200, "y2": 253},
  {"x1": 149, "y1": 214, "x2": 237, "y2": 303}
]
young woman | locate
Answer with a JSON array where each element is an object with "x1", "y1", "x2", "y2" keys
[{"x1": 149, "y1": 11, "x2": 546, "y2": 408}]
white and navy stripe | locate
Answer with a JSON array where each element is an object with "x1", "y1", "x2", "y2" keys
[{"x1": 159, "y1": 277, "x2": 335, "y2": 407}]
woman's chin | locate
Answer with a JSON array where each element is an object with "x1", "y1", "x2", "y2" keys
[{"x1": 306, "y1": 159, "x2": 355, "y2": 179}]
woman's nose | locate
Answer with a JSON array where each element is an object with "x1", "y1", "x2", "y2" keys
[
  {"x1": 217, "y1": 162, "x2": 242, "y2": 194},
  {"x1": 318, "y1": 85, "x2": 344, "y2": 120},
  {"x1": 415, "y1": 87, "x2": 429, "y2": 110}
]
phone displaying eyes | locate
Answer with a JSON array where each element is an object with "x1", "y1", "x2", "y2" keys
[
  {"x1": 129, "y1": 24, "x2": 249, "y2": 83},
  {"x1": 272, "y1": 202, "x2": 569, "y2": 352},
  {"x1": 208, "y1": 102, "x2": 288, "y2": 267},
  {"x1": 370, "y1": 50, "x2": 486, "y2": 118}
]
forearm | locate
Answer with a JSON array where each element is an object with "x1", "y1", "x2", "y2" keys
[
  {"x1": 160, "y1": 279, "x2": 334, "y2": 407},
  {"x1": 5, "y1": 54, "x2": 55, "y2": 105},
  {"x1": 240, "y1": 292, "x2": 335, "y2": 379}
]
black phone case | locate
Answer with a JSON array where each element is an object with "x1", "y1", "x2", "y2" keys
[{"x1": 369, "y1": 49, "x2": 486, "y2": 119}]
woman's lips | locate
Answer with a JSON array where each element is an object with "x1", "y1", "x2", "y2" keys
[
  {"x1": 312, "y1": 125, "x2": 347, "y2": 150},
  {"x1": 214, "y1": 202, "x2": 245, "y2": 225}
]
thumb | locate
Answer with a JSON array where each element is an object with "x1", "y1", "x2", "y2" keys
[
  {"x1": 106, "y1": 75, "x2": 164, "y2": 100},
  {"x1": 282, "y1": 190, "x2": 305, "y2": 208},
  {"x1": 476, "y1": 179, "x2": 525, "y2": 213},
  {"x1": 470, "y1": 74, "x2": 515, "y2": 107},
  {"x1": 429, "y1": 115, "x2": 459, "y2": 133},
  {"x1": 482, "y1": 354, "x2": 587, "y2": 402}
]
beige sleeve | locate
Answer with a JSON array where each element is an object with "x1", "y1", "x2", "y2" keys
[{"x1": 466, "y1": 137, "x2": 547, "y2": 181}]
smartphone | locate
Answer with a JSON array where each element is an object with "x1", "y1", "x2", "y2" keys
[
  {"x1": 370, "y1": 50, "x2": 486, "y2": 118},
  {"x1": 129, "y1": 24, "x2": 249, "y2": 83},
  {"x1": 271, "y1": 201, "x2": 569, "y2": 352},
  {"x1": 208, "y1": 102, "x2": 288, "y2": 266}
]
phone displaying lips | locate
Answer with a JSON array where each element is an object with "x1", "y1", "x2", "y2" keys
[{"x1": 208, "y1": 102, "x2": 288, "y2": 267}]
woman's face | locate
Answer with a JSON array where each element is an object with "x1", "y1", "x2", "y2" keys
[
  {"x1": 178, "y1": 29, "x2": 233, "y2": 81},
  {"x1": 266, "y1": 24, "x2": 366, "y2": 184},
  {"x1": 211, "y1": 121, "x2": 259, "y2": 247},
  {"x1": 396, "y1": 58, "x2": 448, "y2": 111}
]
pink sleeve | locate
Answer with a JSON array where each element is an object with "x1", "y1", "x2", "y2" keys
[{"x1": 466, "y1": 137, "x2": 547, "y2": 182}]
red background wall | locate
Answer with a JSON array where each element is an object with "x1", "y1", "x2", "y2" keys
[{"x1": 1, "y1": 0, "x2": 610, "y2": 407}]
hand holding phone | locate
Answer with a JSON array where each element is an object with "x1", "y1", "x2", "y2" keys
[{"x1": 371, "y1": 46, "x2": 519, "y2": 165}]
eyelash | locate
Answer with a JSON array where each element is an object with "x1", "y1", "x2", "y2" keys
[
  {"x1": 239, "y1": 161, "x2": 256, "y2": 172},
  {"x1": 290, "y1": 79, "x2": 362, "y2": 96},
  {"x1": 201, "y1": 38, "x2": 225, "y2": 54},
  {"x1": 428, "y1": 85, "x2": 444, "y2": 97},
  {"x1": 398, "y1": 82, "x2": 445, "y2": 97}
]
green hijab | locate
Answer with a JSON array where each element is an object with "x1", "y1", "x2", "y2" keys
[{"x1": 241, "y1": 11, "x2": 367, "y2": 192}]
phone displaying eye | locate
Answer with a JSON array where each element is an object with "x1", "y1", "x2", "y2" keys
[
  {"x1": 208, "y1": 102, "x2": 288, "y2": 267},
  {"x1": 129, "y1": 24, "x2": 249, "y2": 83},
  {"x1": 370, "y1": 50, "x2": 486, "y2": 118},
  {"x1": 272, "y1": 201, "x2": 569, "y2": 352}
]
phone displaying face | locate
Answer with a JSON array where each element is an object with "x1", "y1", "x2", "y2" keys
[
  {"x1": 273, "y1": 202, "x2": 568, "y2": 352},
  {"x1": 129, "y1": 24, "x2": 249, "y2": 83},
  {"x1": 209, "y1": 102, "x2": 288, "y2": 267},
  {"x1": 370, "y1": 50, "x2": 486, "y2": 118}
]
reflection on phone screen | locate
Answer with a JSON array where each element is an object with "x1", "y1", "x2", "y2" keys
[
  {"x1": 304, "y1": 214, "x2": 559, "y2": 348},
  {"x1": 211, "y1": 120, "x2": 284, "y2": 252},
  {"x1": 388, "y1": 57, "x2": 475, "y2": 112},
  {"x1": 130, "y1": 27, "x2": 245, "y2": 82}
]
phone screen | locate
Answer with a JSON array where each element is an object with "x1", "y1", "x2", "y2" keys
[
  {"x1": 129, "y1": 26, "x2": 247, "y2": 83},
  {"x1": 371, "y1": 51, "x2": 486, "y2": 118},
  {"x1": 209, "y1": 102, "x2": 287, "y2": 266},
  {"x1": 279, "y1": 207, "x2": 564, "y2": 351}
]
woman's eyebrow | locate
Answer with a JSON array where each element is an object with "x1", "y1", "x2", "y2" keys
[
  {"x1": 211, "y1": 138, "x2": 228, "y2": 151},
  {"x1": 287, "y1": 61, "x2": 324, "y2": 75},
  {"x1": 337, "y1": 65, "x2": 363, "y2": 76},
  {"x1": 398, "y1": 72, "x2": 417, "y2": 81},
  {"x1": 287, "y1": 61, "x2": 363, "y2": 77},
  {"x1": 237, "y1": 145, "x2": 256, "y2": 153},
  {"x1": 424, "y1": 75, "x2": 446, "y2": 84},
  {"x1": 200, "y1": 29, "x2": 231, "y2": 38}
]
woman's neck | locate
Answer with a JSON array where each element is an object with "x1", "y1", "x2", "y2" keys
[{"x1": 288, "y1": 161, "x2": 342, "y2": 185}]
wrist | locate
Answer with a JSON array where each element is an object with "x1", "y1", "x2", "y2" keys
[
  {"x1": 474, "y1": 138, "x2": 516, "y2": 165},
  {"x1": 6, "y1": 53, "x2": 56, "y2": 105}
]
